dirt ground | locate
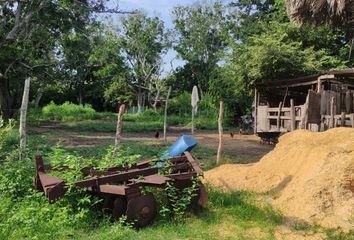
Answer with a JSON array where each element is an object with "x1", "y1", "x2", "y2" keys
[{"x1": 30, "y1": 122, "x2": 273, "y2": 162}]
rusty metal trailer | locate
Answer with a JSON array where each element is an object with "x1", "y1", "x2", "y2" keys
[{"x1": 34, "y1": 151, "x2": 208, "y2": 228}]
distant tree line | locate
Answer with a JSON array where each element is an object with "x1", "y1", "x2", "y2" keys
[{"x1": 0, "y1": 0, "x2": 352, "y2": 121}]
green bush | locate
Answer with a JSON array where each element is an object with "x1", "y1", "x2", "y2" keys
[
  {"x1": 0, "y1": 120, "x2": 18, "y2": 159},
  {"x1": 42, "y1": 101, "x2": 97, "y2": 122},
  {"x1": 169, "y1": 92, "x2": 191, "y2": 116}
]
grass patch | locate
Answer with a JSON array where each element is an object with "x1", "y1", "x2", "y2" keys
[
  {"x1": 42, "y1": 101, "x2": 97, "y2": 121},
  {"x1": 29, "y1": 103, "x2": 228, "y2": 132}
]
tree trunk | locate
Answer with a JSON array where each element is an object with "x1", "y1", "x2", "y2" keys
[
  {"x1": 19, "y1": 77, "x2": 31, "y2": 160},
  {"x1": 34, "y1": 84, "x2": 44, "y2": 108},
  {"x1": 78, "y1": 89, "x2": 83, "y2": 105},
  {"x1": 216, "y1": 101, "x2": 224, "y2": 164},
  {"x1": 113, "y1": 104, "x2": 125, "y2": 158},
  {"x1": 153, "y1": 88, "x2": 161, "y2": 111},
  {"x1": 0, "y1": 76, "x2": 14, "y2": 120},
  {"x1": 137, "y1": 87, "x2": 143, "y2": 113},
  {"x1": 163, "y1": 87, "x2": 172, "y2": 145}
]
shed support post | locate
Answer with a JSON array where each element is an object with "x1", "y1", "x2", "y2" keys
[
  {"x1": 290, "y1": 99, "x2": 295, "y2": 131},
  {"x1": 330, "y1": 97, "x2": 335, "y2": 128},
  {"x1": 254, "y1": 88, "x2": 258, "y2": 134},
  {"x1": 341, "y1": 112, "x2": 346, "y2": 126},
  {"x1": 277, "y1": 102, "x2": 282, "y2": 131}
]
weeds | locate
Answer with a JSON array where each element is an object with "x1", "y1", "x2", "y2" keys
[{"x1": 42, "y1": 101, "x2": 97, "y2": 121}]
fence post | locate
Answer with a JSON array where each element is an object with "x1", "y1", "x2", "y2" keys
[
  {"x1": 290, "y1": 99, "x2": 295, "y2": 131},
  {"x1": 217, "y1": 101, "x2": 224, "y2": 164},
  {"x1": 113, "y1": 104, "x2": 125, "y2": 158},
  {"x1": 19, "y1": 77, "x2": 31, "y2": 160},
  {"x1": 330, "y1": 97, "x2": 335, "y2": 128},
  {"x1": 277, "y1": 102, "x2": 282, "y2": 131}
]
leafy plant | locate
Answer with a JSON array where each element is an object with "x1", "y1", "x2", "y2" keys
[
  {"x1": 42, "y1": 101, "x2": 97, "y2": 122},
  {"x1": 162, "y1": 178, "x2": 199, "y2": 221},
  {"x1": 0, "y1": 120, "x2": 17, "y2": 159}
]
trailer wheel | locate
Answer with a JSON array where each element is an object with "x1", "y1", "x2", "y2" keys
[
  {"x1": 112, "y1": 196, "x2": 127, "y2": 220},
  {"x1": 102, "y1": 195, "x2": 115, "y2": 214},
  {"x1": 126, "y1": 193, "x2": 157, "y2": 228},
  {"x1": 196, "y1": 182, "x2": 208, "y2": 208}
]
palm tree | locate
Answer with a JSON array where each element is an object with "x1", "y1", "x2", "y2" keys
[
  {"x1": 286, "y1": 0, "x2": 354, "y2": 29},
  {"x1": 286, "y1": 0, "x2": 354, "y2": 60}
]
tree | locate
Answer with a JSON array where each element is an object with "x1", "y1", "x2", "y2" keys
[
  {"x1": 285, "y1": 0, "x2": 354, "y2": 62},
  {"x1": 119, "y1": 12, "x2": 167, "y2": 113},
  {"x1": 88, "y1": 29, "x2": 128, "y2": 109},
  {"x1": 0, "y1": 0, "x2": 129, "y2": 120},
  {"x1": 286, "y1": 0, "x2": 354, "y2": 30},
  {"x1": 172, "y1": 1, "x2": 228, "y2": 92},
  {"x1": 0, "y1": 1, "x2": 59, "y2": 120},
  {"x1": 220, "y1": 0, "x2": 348, "y2": 118},
  {"x1": 227, "y1": 21, "x2": 346, "y2": 87}
]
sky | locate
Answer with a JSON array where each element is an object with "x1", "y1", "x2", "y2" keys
[{"x1": 107, "y1": 0, "x2": 233, "y2": 76}]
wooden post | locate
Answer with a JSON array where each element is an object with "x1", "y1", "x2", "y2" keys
[
  {"x1": 191, "y1": 108, "x2": 195, "y2": 135},
  {"x1": 163, "y1": 86, "x2": 172, "y2": 145},
  {"x1": 317, "y1": 77, "x2": 322, "y2": 93},
  {"x1": 277, "y1": 102, "x2": 282, "y2": 131},
  {"x1": 341, "y1": 112, "x2": 346, "y2": 126},
  {"x1": 350, "y1": 114, "x2": 354, "y2": 128},
  {"x1": 113, "y1": 104, "x2": 125, "y2": 158},
  {"x1": 217, "y1": 101, "x2": 224, "y2": 164},
  {"x1": 254, "y1": 88, "x2": 258, "y2": 134},
  {"x1": 290, "y1": 99, "x2": 295, "y2": 131},
  {"x1": 19, "y1": 77, "x2": 31, "y2": 159},
  {"x1": 300, "y1": 92, "x2": 310, "y2": 129},
  {"x1": 191, "y1": 86, "x2": 199, "y2": 136},
  {"x1": 330, "y1": 97, "x2": 335, "y2": 128}
]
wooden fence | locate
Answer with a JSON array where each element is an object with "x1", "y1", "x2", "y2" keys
[{"x1": 256, "y1": 96, "x2": 354, "y2": 133}]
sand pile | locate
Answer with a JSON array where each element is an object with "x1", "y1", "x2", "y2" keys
[{"x1": 205, "y1": 128, "x2": 354, "y2": 230}]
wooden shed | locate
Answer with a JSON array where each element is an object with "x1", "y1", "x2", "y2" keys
[{"x1": 254, "y1": 69, "x2": 354, "y2": 134}]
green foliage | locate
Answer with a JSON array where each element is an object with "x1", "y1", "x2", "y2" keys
[
  {"x1": 162, "y1": 179, "x2": 199, "y2": 221},
  {"x1": 103, "y1": 77, "x2": 135, "y2": 107},
  {"x1": 42, "y1": 102, "x2": 97, "y2": 121},
  {"x1": 0, "y1": 150, "x2": 34, "y2": 199},
  {"x1": 169, "y1": 92, "x2": 192, "y2": 116},
  {"x1": 119, "y1": 11, "x2": 168, "y2": 109},
  {"x1": 172, "y1": 2, "x2": 228, "y2": 91},
  {"x1": 0, "y1": 120, "x2": 18, "y2": 158},
  {"x1": 227, "y1": 21, "x2": 347, "y2": 90},
  {"x1": 326, "y1": 229, "x2": 354, "y2": 240}
]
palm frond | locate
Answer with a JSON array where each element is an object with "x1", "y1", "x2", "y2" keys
[{"x1": 286, "y1": 0, "x2": 354, "y2": 29}]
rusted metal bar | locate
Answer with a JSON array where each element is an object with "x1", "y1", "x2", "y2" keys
[
  {"x1": 74, "y1": 166, "x2": 159, "y2": 188},
  {"x1": 184, "y1": 151, "x2": 203, "y2": 176}
]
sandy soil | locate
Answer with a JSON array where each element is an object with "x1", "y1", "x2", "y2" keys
[{"x1": 205, "y1": 128, "x2": 354, "y2": 231}]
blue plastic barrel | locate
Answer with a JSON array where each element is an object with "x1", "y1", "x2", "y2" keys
[{"x1": 161, "y1": 135, "x2": 198, "y2": 159}]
